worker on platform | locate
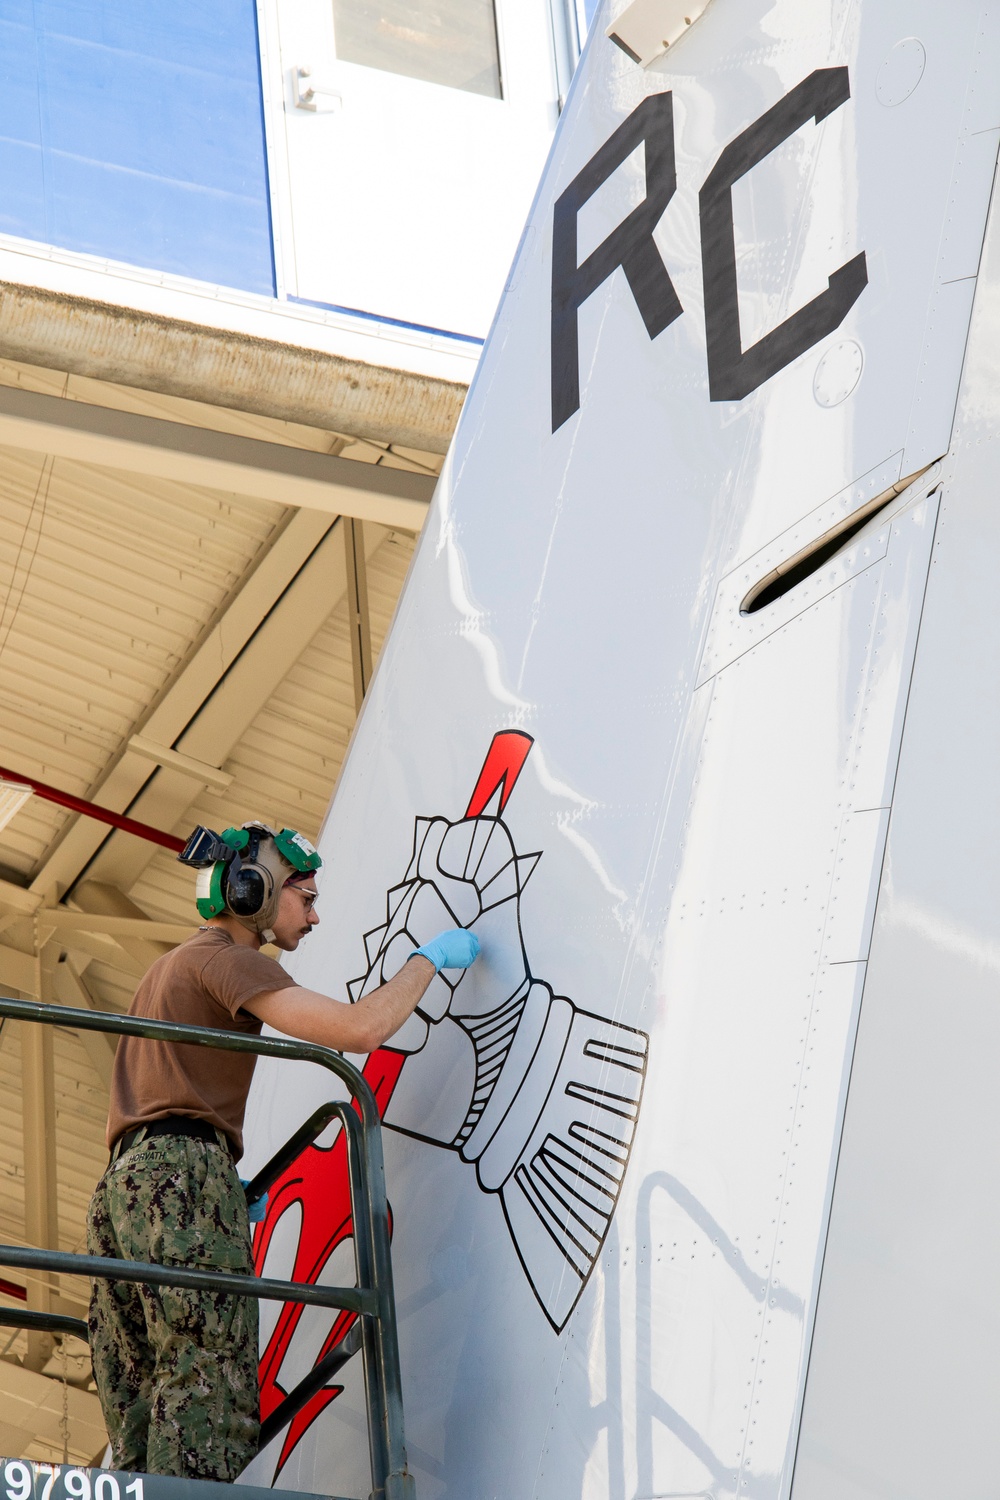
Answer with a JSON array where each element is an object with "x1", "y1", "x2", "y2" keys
[{"x1": 86, "y1": 820, "x2": 479, "y2": 1481}]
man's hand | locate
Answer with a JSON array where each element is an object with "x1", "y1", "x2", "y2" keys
[
  {"x1": 413, "y1": 928, "x2": 480, "y2": 972},
  {"x1": 243, "y1": 927, "x2": 480, "y2": 1054}
]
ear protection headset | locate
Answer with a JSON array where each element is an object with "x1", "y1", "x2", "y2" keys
[{"x1": 178, "y1": 821, "x2": 322, "y2": 942}]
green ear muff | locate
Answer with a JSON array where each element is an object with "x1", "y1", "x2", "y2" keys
[
  {"x1": 273, "y1": 828, "x2": 322, "y2": 873},
  {"x1": 195, "y1": 863, "x2": 228, "y2": 920}
]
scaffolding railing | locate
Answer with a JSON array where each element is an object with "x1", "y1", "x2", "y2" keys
[{"x1": 0, "y1": 996, "x2": 413, "y2": 1500}]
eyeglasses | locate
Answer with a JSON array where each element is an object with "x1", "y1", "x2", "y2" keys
[{"x1": 290, "y1": 886, "x2": 318, "y2": 912}]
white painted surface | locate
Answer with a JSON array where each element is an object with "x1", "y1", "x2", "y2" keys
[
  {"x1": 791, "y1": 104, "x2": 1000, "y2": 1500},
  {"x1": 239, "y1": 4, "x2": 1000, "y2": 1498}
]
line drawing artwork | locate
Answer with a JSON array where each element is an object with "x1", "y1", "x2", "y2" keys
[{"x1": 253, "y1": 731, "x2": 648, "y2": 1473}]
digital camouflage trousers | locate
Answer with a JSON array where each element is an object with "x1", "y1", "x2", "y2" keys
[{"x1": 86, "y1": 1133, "x2": 260, "y2": 1480}]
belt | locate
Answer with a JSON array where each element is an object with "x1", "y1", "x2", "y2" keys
[{"x1": 110, "y1": 1115, "x2": 235, "y2": 1165}]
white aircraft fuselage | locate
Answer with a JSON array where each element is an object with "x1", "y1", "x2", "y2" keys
[{"x1": 241, "y1": 4, "x2": 1000, "y2": 1498}]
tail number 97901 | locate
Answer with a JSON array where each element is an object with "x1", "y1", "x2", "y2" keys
[{"x1": 4, "y1": 1464, "x2": 144, "y2": 1500}]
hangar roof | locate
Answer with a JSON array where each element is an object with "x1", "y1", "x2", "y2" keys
[{"x1": 0, "y1": 350, "x2": 449, "y2": 1458}]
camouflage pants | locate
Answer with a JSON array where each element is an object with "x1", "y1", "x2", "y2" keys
[{"x1": 86, "y1": 1133, "x2": 260, "y2": 1480}]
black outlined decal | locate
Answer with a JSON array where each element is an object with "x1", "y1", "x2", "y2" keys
[
  {"x1": 700, "y1": 67, "x2": 868, "y2": 400},
  {"x1": 252, "y1": 733, "x2": 649, "y2": 1476},
  {"x1": 350, "y1": 731, "x2": 650, "y2": 1331},
  {"x1": 551, "y1": 91, "x2": 681, "y2": 432}
]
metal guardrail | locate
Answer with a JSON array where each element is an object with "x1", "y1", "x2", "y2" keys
[
  {"x1": 0, "y1": 996, "x2": 413, "y2": 1500},
  {"x1": 0, "y1": 1306, "x2": 88, "y2": 1340}
]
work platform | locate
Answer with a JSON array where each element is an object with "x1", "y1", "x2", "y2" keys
[{"x1": 0, "y1": 999, "x2": 413, "y2": 1500}]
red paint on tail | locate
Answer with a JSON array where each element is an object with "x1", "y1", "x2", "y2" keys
[
  {"x1": 253, "y1": 1050, "x2": 405, "y2": 1474},
  {"x1": 465, "y1": 730, "x2": 533, "y2": 818},
  {"x1": 254, "y1": 731, "x2": 533, "y2": 1471}
]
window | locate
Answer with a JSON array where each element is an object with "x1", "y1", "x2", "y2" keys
[{"x1": 331, "y1": 0, "x2": 503, "y2": 98}]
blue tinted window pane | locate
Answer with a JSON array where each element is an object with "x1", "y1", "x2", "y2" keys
[{"x1": 0, "y1": 1, "x2": 274, "y2": 295}]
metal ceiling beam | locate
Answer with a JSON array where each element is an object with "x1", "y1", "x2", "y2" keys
[
  {"x1": 0, "y1": 941, "x2": 35, "y2": 991},
  {"x1": 51, "y1": 958, "x2": 117, "y2": 1088},
  {"x1": 0, "y1": 383, "x2": 435, "y2": 528},
  {"x1": 0, "y1": 932, "x2": 144, "y2": 985},
  {"x1": 127, "y1": 736, "x2": 233, "y2": 793},
  {"x1": 0, "y1": 878, "x2": 40, "y2": 918},
  {"x1": 29, "y1": 507, "x2": 336, "y2": 899},
  {"x1": 37, "y1": 910, "x2": 198, "y2": 943},
  {"x1": 68, "y1": 883, "x2": 177, "y2": 973},
  {"x1": 0, "y1": 890, "x2": 133, "y2": 1080},
  {"x1": 79, "y1": 517, "x2": 384, "y2": 893},
  {"x1": 0, "y1": 278, "x2": 466, "y2": 453},
  {"x1": 344, "y1": 519, "x2": 374, "y2": 713}
]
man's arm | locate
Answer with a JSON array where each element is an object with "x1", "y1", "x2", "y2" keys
[
  {"x1": 244, "y1": 955, "x2": 436, "y2": 1053},
  {"x1": 243, "y1": 928, "x2": 480, "y2": 1052}
]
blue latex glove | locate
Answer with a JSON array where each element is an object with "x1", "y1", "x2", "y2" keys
[
  {"x1": 413, "y1": 928, "x2": 481, "y2": 972},
  {"x1": 241, "y1": 1179, "x2": 268, "y2": 1224}
]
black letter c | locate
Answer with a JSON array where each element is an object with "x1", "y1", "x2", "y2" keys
[{"x1": 700, "y1": 68, "x2": 868, "y2": 402}]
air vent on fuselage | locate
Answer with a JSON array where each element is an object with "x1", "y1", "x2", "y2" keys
[{"x1": 740, "y1": 466, "x2": 934, "y2": 615}]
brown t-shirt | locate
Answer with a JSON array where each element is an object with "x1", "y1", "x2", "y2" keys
[{"x1": 107, "y1": 928, "x2": 297, "y2": 1157}]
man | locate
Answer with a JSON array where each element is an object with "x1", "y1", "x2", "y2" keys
[{"x1": 86, "y1": 820, "x2": 479, "y2": 1481}]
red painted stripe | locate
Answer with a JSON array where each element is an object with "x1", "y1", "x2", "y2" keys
[
  {"x1": 0, "y1": 764, "x2": 185, "y2": 851},
  {"x1": 465, "y1": 730, "x2": 534, "y2": 819}
]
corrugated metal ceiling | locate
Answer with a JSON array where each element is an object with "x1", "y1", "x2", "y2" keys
[{"x1": 0, "y1": 352, "x2": 434, "y2": 1453}]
